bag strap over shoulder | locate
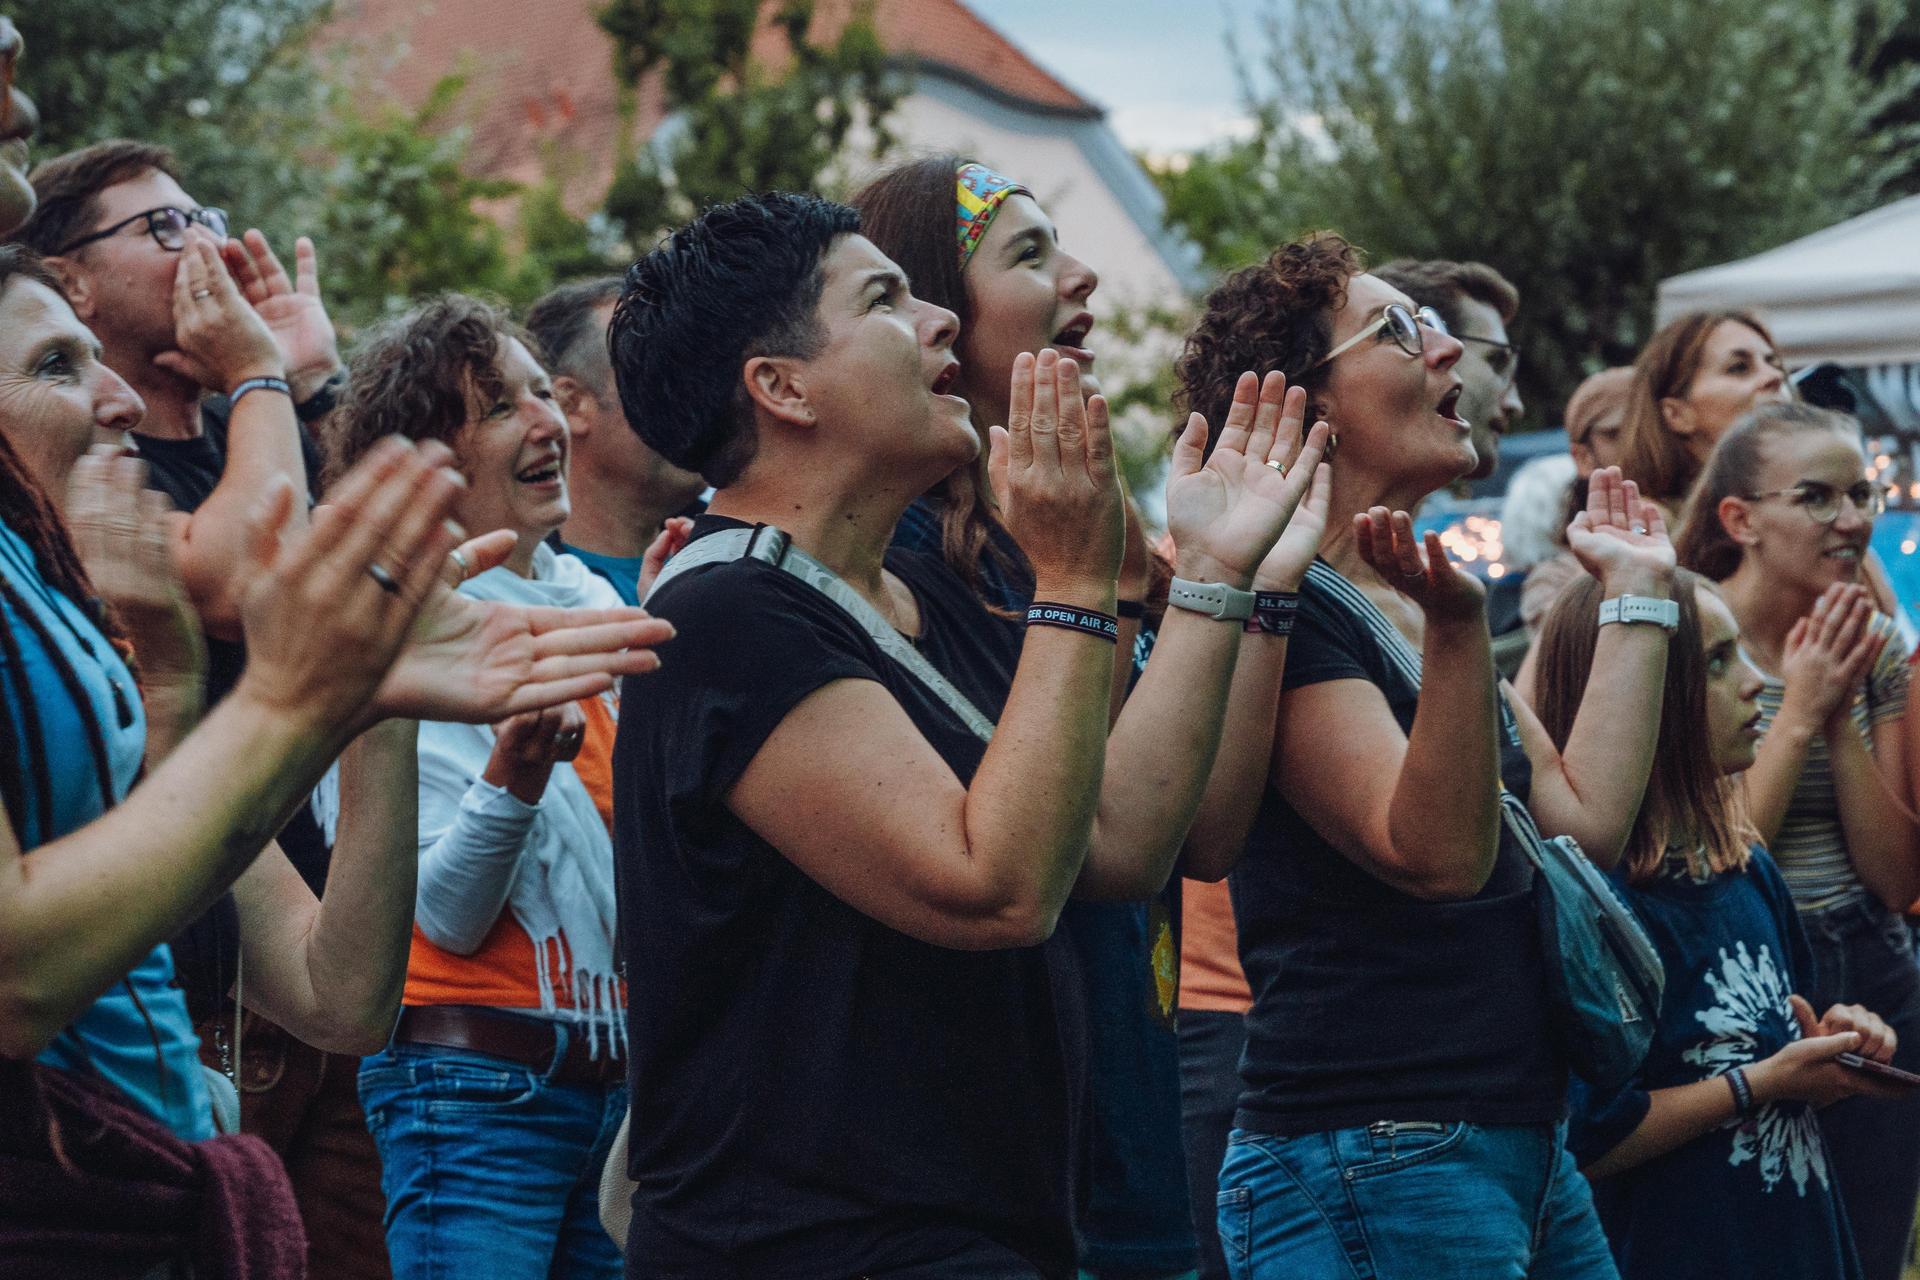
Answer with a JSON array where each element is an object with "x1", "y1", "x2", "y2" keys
[{"x1": 646, "y1": 524, "x2": 997, "y2": 743}]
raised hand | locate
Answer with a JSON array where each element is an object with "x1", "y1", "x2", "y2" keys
[
  {"x1": 1354, "y1": 507, "x2": 1486, "y2": 626},
  {"x1": 154, "y1": 238, "x2": 284, "y2": 392},
  {"x1": 987, "y1": 349, "x2": 1124, "y2": 596},
  {"x1": 222, "y1": 230, "x2": 342, "y2": 399},
  {"x1": 1565, "y1": 466, "x2": 1676, "y2": 597},
  {"x1": 65, "y1": 446, "x2": 203, "y2": 684},
  {"x1": 1780, "y1": 583, "x2": 1884, "y2": 731},
  {"x1": 637, "y1": 516, "x2": 696, "y2": 601},
  {"x1": 1164, "y1": 371, "x2": 1330, "y2": 589}
]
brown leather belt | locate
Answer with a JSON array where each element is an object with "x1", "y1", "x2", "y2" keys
[{"x1": 393, "y1": 1005, "x2": 623, "y2": 1090}]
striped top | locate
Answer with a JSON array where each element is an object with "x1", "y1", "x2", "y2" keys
[{"x1": 1750, "y1": 613, "x2": 1910, "y2": 912}]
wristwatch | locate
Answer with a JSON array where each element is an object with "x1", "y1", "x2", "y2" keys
[
  {"x1": 1167, "y1": 576, "x2": 1256, "y2": 622},
  {"x1": 1598, "y1": 594, "x2": 1679, "y2": 633}
]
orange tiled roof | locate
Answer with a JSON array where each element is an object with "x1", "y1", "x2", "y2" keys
[{"x1": 327, "y1": 0, "x2": 1099, "y2": 207}]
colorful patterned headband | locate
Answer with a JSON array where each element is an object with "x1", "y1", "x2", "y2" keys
[{"x1": 956, "y1": 163, "x2": 1030, "y2": 268}]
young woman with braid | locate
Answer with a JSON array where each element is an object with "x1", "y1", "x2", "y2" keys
[
  {"x1": 1675, "y1": 402, "x2": 1920, "y2": 1280},
  {"x1": 853, "y1": 156, "x2": 1332, "y2": 1280}
]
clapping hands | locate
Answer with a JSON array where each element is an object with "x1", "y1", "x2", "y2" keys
[
  {"x1": 1165, "y1": 370, "x2": 1333, "y2": 592},
  {"x1": 1780, "y1": 583, "x2": 1885, "y2": 733},
  {"x1": 1565, "y1": 467, "x2": 1676, "y2": 597},
  {"x1": 1354, "y1": 507, "x2": 1486, "y2": 626}
]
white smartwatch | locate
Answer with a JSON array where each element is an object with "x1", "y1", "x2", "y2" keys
[
  {"x1": 1167, "y1": 577, "x2": 1256, "y2": 621},
  {"x1": 1598, "y1": 594, "x2": 1679, "y2": 633}
]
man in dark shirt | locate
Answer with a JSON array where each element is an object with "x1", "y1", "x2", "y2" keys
[
  {"x1": 524, "y1": 277, "x2": 704, "y2": 605},
  {"x1": 11, "y1": 140, "x2": 386, "y2": 1279}
]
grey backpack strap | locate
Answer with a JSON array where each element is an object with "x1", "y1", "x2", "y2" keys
[{"x1": 645, "y1": 524, "x2": 996, "y2": 744}]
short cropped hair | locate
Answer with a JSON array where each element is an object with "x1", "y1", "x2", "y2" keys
[
  {"x1": 11, "y1": 140, "x2": 179, "y2": 256},
  {"x1": 525, "y1": 276, "x2": 624, "y2": 394},
  {"x1": 1372, "y1": 258, "x2": 1520, "y2": 335},
  {"x1": 328, "y1": 294, "x2": 540, "y2": 484},
  {"x1": 608, "y1": 191, "x2": 861, "y2": 488}
]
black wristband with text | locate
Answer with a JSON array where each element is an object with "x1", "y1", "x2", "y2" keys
[
  {"x1": 1116, "y1": 599, "x2": 1146, "y2": 620},
  {"x1": 1026, "y1": 602, "x2": 1120, "y2": 643},
  {"x1": 1244, "y1": 589, "x2": 1301, "y2": 635},
  {"x1": 1724, "y1": 1065, "x2": 1756, "y2": 1119}
]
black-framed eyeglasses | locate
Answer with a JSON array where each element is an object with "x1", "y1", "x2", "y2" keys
[
  {"x1": 1745, "y1": 480, "x2": 1886, "y2": 524},
  {"x1": 1456, "y1": 333, "x2": 1520, "y2": 391},
  {"x1": 54, "y1": 205, "x2": 229, "y2": 255},
  {"x1": 1313, "y1": 303, "x2": 1448, "y2": 370}
]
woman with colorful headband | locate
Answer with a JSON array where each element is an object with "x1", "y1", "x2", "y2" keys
[{"x1": 854, "y1": 157, "x2": 1331, "y2": 1280}]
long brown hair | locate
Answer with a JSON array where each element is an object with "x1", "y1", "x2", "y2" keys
[
  {"x1": 1618, "y1": 309, "x2": 1778, "y2": 507},
  {"x1": 1533, "y1": 570, "x2": 1755, "y2": 884},
  {"x1": 1673, "y1": 401, "x2": 1862, "y2": 582},
  {"x1": 851, "y1": 155, "x2": 1019, "y2": 607}
]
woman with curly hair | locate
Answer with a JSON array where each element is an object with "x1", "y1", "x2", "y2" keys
[{"x1": 1175, "y1": 233, "x2": 1677, "y2": 1278}]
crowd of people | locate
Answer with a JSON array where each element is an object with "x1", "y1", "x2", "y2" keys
[{"x1": 4, "y1": 16, "x2": 1920, "y2": 1280}]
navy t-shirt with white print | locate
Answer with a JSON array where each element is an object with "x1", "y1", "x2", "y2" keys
[{"x1": 1569, "y1": 848, "x2": 1860, "y2": 1280}]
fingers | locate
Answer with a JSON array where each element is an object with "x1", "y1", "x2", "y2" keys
[
  {"x1": 1081, "y1": 392, "x2": 1114, "y2": 484},
  {"x1": 293, "y1": 438, "x2": 414, "y2": 587},
  {"x1": 1212, "y1": 371, "x2": 1261, "y2": 463},
  {"x1": 1640, "y1": 498, "x2": 1668, "y2": 542},
  {"x1": 223, "y1": 235, "x2": 268, "y2": 304},
  {"x1": 1419, "y1": 527, "x2": 1447, "y2": 587},
  {"x1": 1277, "y1": 421, "x2": 1333, "y2": 507},
  {"x1": 244, "y1": 228, "x2": 295, "y2": 297},
  {"x1": 443, "y1": 528, "x2": 516, "y2": 588},
  {"x1": 293, "y1": 237, "x2": 322, "y2": 298},
  {"x1": 1028, "y1": 348, "x2": 1062, "y2": 472},
  {"x1": 1789, "y1": 993, "x2": 1820, "y2": 1040},
  {"x1": 1006, "y1": 352, "x2": 1035, "y2": 474},
  {"x1": 1607, "y1": 468, "x2": 1630, "y2": 528},
  {"x1": 498, "y1": 675, "x2": 621, "y2": 717},
  {"x1": 1052, "y1": 356, "x2": 1088, "y2": 462},
  {"x1": 1270, "y1": 382, "x2": 1308, "y2": 468},
  {"x1": 986, "y1": 425, "x2": 1011, "y2": 513},
  {"x1": 526, "y1": 615, "x2": 678, "y2": 658},
  {"x1": 1169, "y1": 412, "x2": 1209, "y2": 484}
]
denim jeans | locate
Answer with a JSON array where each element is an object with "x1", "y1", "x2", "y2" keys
[
  {"x1": 1216, "y1": 1121, "x2": 1618, "y2": 1280},
  {"x1": 1800, "y1": 897, "x2": 1920, "y2": 1280},
  {"x1": 358, "y1": 1026, "x2": 627, "y2": 1279}
]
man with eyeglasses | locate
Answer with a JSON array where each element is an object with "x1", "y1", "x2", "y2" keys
[{"x1": 1375, "y1": 259, "x2": 1524, "y2": 483}]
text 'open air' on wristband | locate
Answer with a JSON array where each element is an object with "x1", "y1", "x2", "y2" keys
[{"x1": 1026, "y1": 602, "x2": 1120, "y2": 643}]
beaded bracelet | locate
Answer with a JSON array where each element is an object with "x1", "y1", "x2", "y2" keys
[
  {"x1": 1027, "y1": 602, "x2": 1120, "y2": 643},
  {"x1": 1244, "y1": 590, "x2": 1301, "y2": 636},
  {"x1": 229, "y1": 375, "x2": 293, "y2": 410}
]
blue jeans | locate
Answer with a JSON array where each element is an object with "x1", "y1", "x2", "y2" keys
[
  {"x1": 1801, "y1": 897, "x2": 1920, "y2": 1280},
  {"x1": 358, "y1": 1028, "x2": 627, "y2": 1279},
  {"x1": 1216, "y1": 1121, "x2": 1618, "y2": 1280}
]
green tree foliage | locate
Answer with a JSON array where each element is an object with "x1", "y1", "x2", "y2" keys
[
  {"x1": 595, "y1": 0, "x2": 906, "y2": 240},
  {"x1": 16, "y1": 0, "x2": 333, "y2": 250},
  {"x1": 1157, "y1": 0, "x2": 1919, "y2": 426}
]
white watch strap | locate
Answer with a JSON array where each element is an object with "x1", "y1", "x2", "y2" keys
[
  {"x1": 1167, "y1": 576, "x2": 1256, "y2": 621},
  {"x1": 1598, "y1": 594, "x2": 1679, "y2": 632}
]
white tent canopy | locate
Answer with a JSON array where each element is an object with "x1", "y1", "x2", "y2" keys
[{"x1": 1657, "y1": 195, "x2": 1920, "y2": 366}]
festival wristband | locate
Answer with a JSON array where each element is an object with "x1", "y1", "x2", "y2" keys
[
  {"x1": 1026, "y1": 602, "x2": 1120, "y2": 644},
  {"x1": 1724, "y1": 1065, "x2": 1756, "y2": 1119},
  {"x1": 1244, "y1": 590, "x2": 1301, "y2": 635},
  {"x1": 1167, "y1": 577, "x2": 1256, "y2": 621},
  {"x1": 1117, "y1": 599, "x2": 1146, "y2": 620},
  {"x1": 229, "y1": 376, "x2": 293, "y2": 410}
]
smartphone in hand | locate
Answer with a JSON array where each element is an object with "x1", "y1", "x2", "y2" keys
[{"x1": 1836, "y1": 1053, "x2": 1920, "y2": 1088}]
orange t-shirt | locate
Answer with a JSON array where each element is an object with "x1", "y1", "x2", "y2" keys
[
  {"x1": 402, "y1": 695, "x2": 623, "y2": 1010},
  {"x1": 1179, "y1": 875, "x2": 1251, "y2": 1013}
]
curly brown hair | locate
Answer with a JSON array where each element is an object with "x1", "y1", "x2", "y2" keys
[
  {"x1": 327, "y1": 294, "x2": 541, "y2": 485},
  {"x1": 1175, "y1": 232, "x2": 1364, "y2": 453}
]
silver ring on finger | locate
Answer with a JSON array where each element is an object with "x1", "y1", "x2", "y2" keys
[
  {"x1": 1631, "y1": 522, "x2": 1647, "y2": 535},
  {"x1": 1265, "y1": 459, "x2": 1287, "y2": 477},
  {"x1": 448, "y1": 547, "x2": 471, "y2": 579},
  {"x1": 367, "y1": 562, "x2": 401, "y2": 594},
  {"x1": 191, "y1": 289, "x2": 212, "y2": 300}
]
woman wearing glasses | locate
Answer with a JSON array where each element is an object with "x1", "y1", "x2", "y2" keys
[
  {"x1": 1675, "y1": 402, "x2": 1920, "y2": 1280},
  {"x1": 1175, "y1": 234, "x2": 1678, "y2": 1278}
]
